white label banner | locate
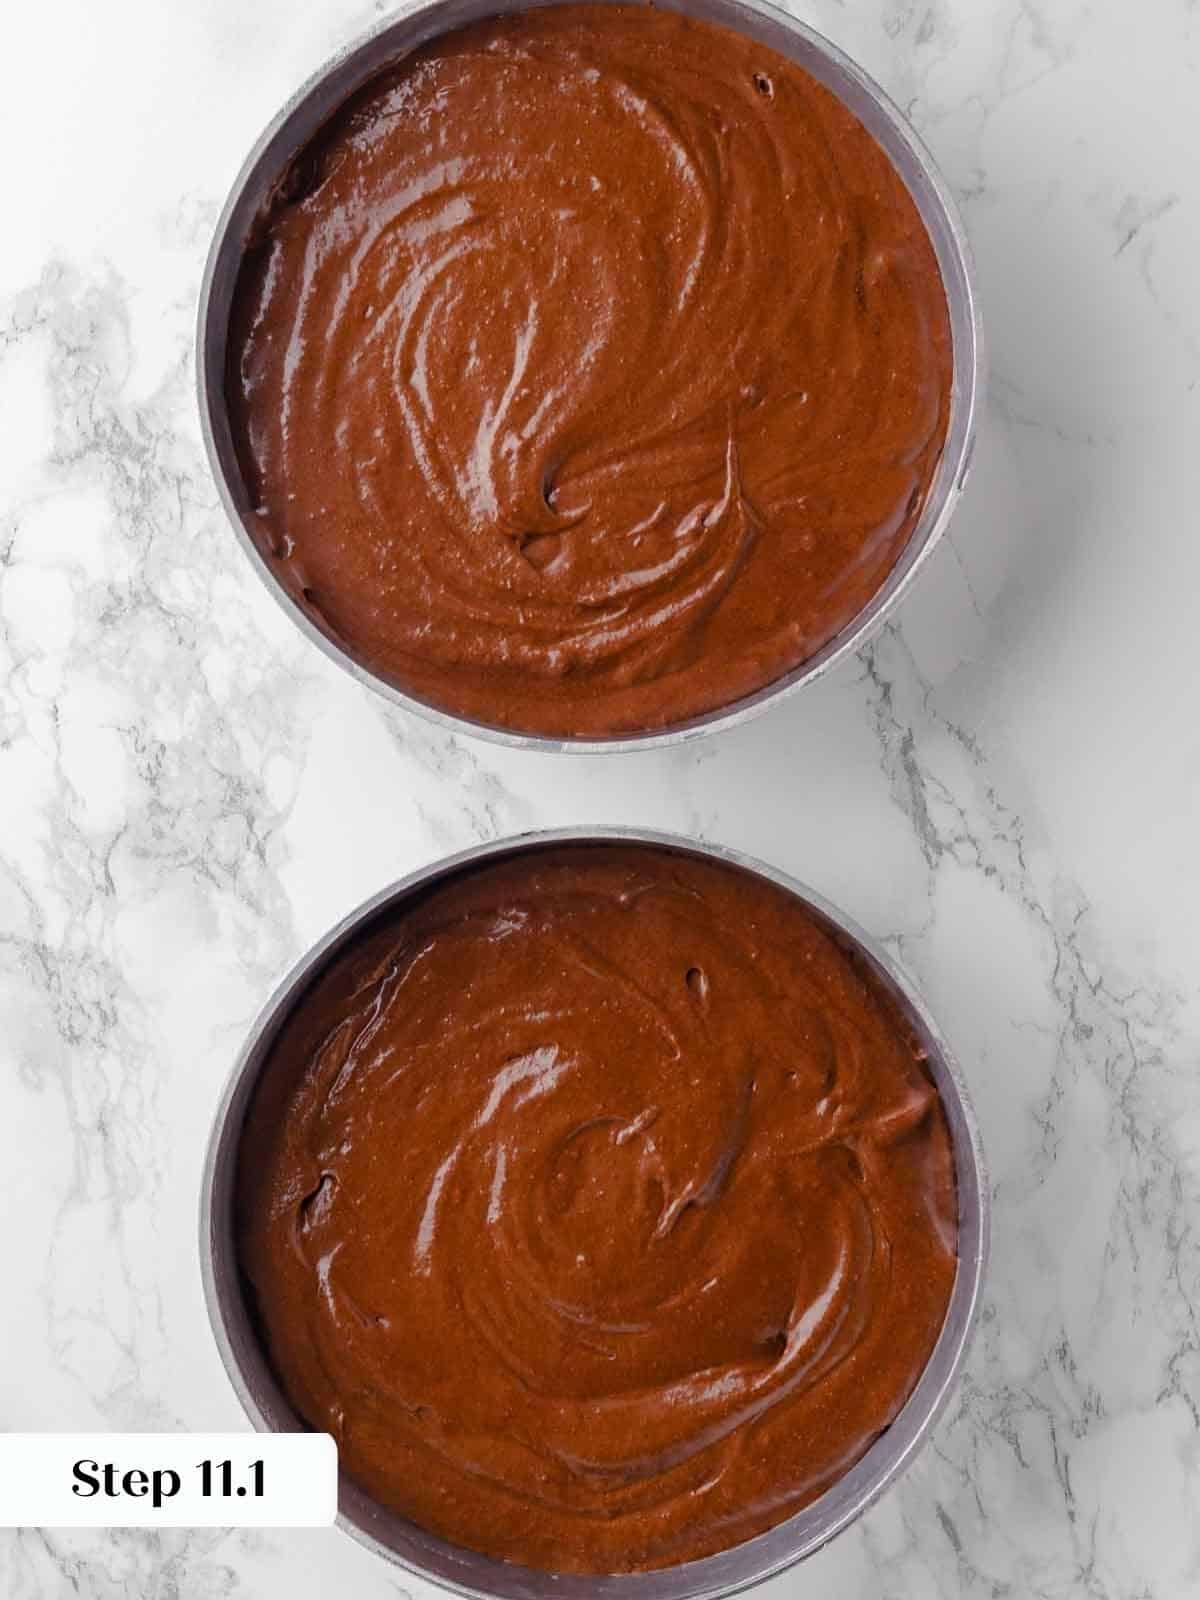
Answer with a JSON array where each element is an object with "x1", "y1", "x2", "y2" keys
[{"x1": 0, "y1": 1434, "x2": 337, "y2": 1527}]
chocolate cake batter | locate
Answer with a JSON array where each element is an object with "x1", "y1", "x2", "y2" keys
[
  {"x1": 227, "y1": 5, "x2": 952, "y2": 736},
  {"x1": 238, "y1": 845, "x2": 958, "y2": 1571}
]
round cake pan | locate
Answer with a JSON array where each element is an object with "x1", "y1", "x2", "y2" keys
[
  {"x1": 196, "y1": 0, "x2": 983, "y2": 755},
  {"x1": 200, "y1": 826, "x2": 989, "y2": 1600}
]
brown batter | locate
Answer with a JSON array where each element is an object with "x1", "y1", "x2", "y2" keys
[
  {"x1": 227, "y1": 5, "x2": 952, "y2": 736},
  {"x1": 238, "y1": 845, "x2": 958, "y2": 1571}
]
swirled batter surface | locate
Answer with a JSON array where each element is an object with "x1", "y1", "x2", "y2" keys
[
  {"x1": 238, "y1": 845, "x2": 958, "y2": 1571},
  {"x1": 227, "y1": 5, "x2": 952, "y2": 736}
]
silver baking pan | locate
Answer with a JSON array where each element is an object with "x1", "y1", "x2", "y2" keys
[
  {"x1": 200, "y1": 826, "x2": 989, "y2": 1598},
  {"x1": 196, "y1": 0, "x2": 983, "y2": 753}
]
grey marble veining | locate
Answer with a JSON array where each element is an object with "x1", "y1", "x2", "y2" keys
[{"x1": 2, "y1": 0, "x2": 1199, "y2": 1595}]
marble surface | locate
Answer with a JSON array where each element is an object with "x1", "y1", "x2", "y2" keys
[{"x1": 2, "y1": 0, "x2": 1198, "y2": 1594}]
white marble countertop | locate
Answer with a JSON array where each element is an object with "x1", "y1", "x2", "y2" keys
[{"x1": 2, "y1": 0, "x2": 1198, "y2": 1594}]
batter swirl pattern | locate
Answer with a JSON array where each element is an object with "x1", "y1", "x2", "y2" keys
[
  {"x1": 238, "y1": 847, "x2": 958, "y2": 1571},
  {"x1": 227, "y1": 5, "x2": 952, "y2": 735}
]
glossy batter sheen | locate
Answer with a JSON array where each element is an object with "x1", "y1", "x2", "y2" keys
[
  {"x1": 238, "y1": 846, "x2": 958, "y2": 1571},
  {"x1": 227, "y1": 5, "x2": 952, "y2": 736}
]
